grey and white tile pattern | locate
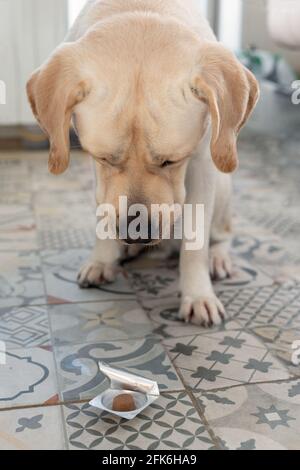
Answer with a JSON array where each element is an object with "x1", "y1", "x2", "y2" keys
[
  {"x1": 48, "y1": 300, "x2": 153, "y2": 345},
  {"x1": 42, "y1": 249, "x2": 135, "y2": 304},
  {"x1": 195, "y1": 379, "x2": 300, "y2": 450},
  {"x1": 0, "y1": 346, "x2": 58, "y2": 409},
  {"x1": 64, "y1": 392, "x2": 215, "y2": 450},
  {"x1": 55, "y1": 336, "x2": 183, "y2": 403},
  {"x1": 0, "y1": 405, "x2": 65, "y2": 450},
  {"x1": 0, "y1": 251, "x2": 46, "y2": 309},
  {"x1": 164, "y1": 329, "x2": 290, "y2": 390},
  {"x1": 0, "y1": 306, "x2": 50, "y2": 349}
]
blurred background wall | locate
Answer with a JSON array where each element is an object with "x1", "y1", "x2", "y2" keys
[
  {"x1": 0, "y1": 0, "x2": 68, "y2": 127},
  {"x1": 242, "y1": 0, "x2": 300, "y2": 73}
]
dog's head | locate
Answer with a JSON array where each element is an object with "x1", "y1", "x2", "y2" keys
[{"x1": 27, "y1": 14, "x2": 259, "y2": 244}]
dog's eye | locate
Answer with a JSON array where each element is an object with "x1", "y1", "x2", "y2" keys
[
  {"x1": 94, "y1": 156, "x2": 116, "y2": 167},
  {"x1": 161, "y1": 160, "x2": 175, "y2": 168},
  {"x1": 95, "y1": 157, "x2": 107, "y2": 165}
]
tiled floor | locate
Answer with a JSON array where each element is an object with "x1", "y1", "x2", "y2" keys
[{"x1": 0, "y1": 84, "x2": 299, "y2": 450}]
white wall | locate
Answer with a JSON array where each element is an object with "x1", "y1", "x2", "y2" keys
[
  {"x1": 68, "y1": 0, "x2": 87, "y2": 26},
  {"x1": 218, "y1": 0, "x2": 243, "y2": 51},
  {"x1": 0, "y1": 0, "x2": 68, "y2": 126}
]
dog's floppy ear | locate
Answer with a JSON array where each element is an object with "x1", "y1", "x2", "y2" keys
[
  {"x1": 26, "y1": 44, "x2": 90, "y2": 175},
  {"x1": 192, "y1": 42, "x2": 259, "y2": 173}
]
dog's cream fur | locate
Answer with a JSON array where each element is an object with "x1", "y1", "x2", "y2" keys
[{"x1": 27, "y1": 0, "x2": 259, "y2": 326}]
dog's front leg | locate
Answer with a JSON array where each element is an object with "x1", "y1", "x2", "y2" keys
[
  {"x1": 179, "y1": 144, "x2": 226, "y2": 326},
  {"x1": 78, "y1": 237, "x2": 122, "y2": 288}
]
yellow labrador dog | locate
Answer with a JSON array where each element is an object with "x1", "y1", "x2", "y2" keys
[{"x1": 27, "y1": 0, "x2": 259, "y2": 326}]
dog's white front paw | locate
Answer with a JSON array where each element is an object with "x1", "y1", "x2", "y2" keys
[
  {"x1": 77, "y1": 261, "x2": 118, "y2": 288},
  {"x1": 179, "y1": 294, "x2": 226, "y2": 327},
  {"x1": 210, "y1": 244, "x2": 233, "y2": 281}
]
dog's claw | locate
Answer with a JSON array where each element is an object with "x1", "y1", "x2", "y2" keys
[
  {"x1": 179, "y1": 295, "x2": 226, "y2": 327},
  {"x1": 210, "y1": 245, "x2": 233, "y2": 281},
  {"x1": 77, "y1": 261, "x2": 117, "y2": 288}
]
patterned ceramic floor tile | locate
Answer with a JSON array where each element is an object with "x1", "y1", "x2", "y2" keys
[
  {"x1": 63, "y1": 392, "x2": 215, "y2": 450},
  {"x1": 32, "y1": 167, "x2": 96, "y2": 252},
  {"x1": 55, "y1": 336, "x2": 183, "y2": 402},
  {"x1": 30, "y1": 152, "x2": 94, "y2": 192},
  {"x1": 237, "y1": 188, "x2": 300, "y2": 245},
  {"x1": 235, "y1": 126, "x2": 300, "y2": 270},
  {"x1": 213, "y1": 257, "x2": 274, "y2": 292},
  {"x1": 0, "y1": 346, "x2": 58, "y2": 408},
  {"x1": 0, "y1": 230, "x2": 38, "y2": 252},
  {"x1": 0, "y1": 193, "x2": 37, "y2": 251},
  {"x1": 38, "y1": 226, "x2": 95, "y2": 251},
  {"x1": 49, "y1": 300, "x2": 153, "y2": 346},
  {"x1": 130, "y1": 268, "x2": 179, "y2": 301},
  {"x1": 0, "y1": 203, "x2": 35, "y2": 232},
  {"x1": 221, "y1": 285, "x2": 300, "y2": 329},
  {"x1": 33, "y1": 189, "x2": 94, "y2": 208},
  {"x1": 252, "y1": 324, "x2": 300, "y2": 376},
  {"x1": 232, "y1": 233, "x2": 289, "y2": 268},
  {"x1": 0, "y1": 192, "x2": 32, "y2": 205},
  {"x1": 0, "y1": 251, "x2": 46, "y2": 309},
  {"x1": 0, "y1": 157, "x2": 31, "y2": 193},
  {"x1": 0, "y1": 306, "x2": 50, "y2": 349},
  {"x1": 35, "y1": 200, "x2": 95, "y2": 250},
  {"x1": 41, "y1": 249, "x2": 135, "y2": 304},
  {"x1": 164, "y1": 329, "x2": 290, "y2": 391},
  {"x1": 130, "y1": 258, "x2": 273, "y2": 303},
  {"x1": 196, "y1": 379, "x2": 300, "y2": 450},
  {"x1": 0, "y1": 202, "x2": 35, "y2": 233},
  {"x1": 0, "y1": 405, "x2": 65, "y2": 450}
]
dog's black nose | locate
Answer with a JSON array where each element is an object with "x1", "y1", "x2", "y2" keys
[
  {"x1": 125, "y1": 237, "x2": 152, "y2": 245},
  {"x1": 120, "y1": 216, "x2": 154, "y2": 245}
]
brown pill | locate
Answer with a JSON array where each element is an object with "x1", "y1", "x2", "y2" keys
[{"x1": 112, "y1": 393, "x2": 136, "y2": 412}]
